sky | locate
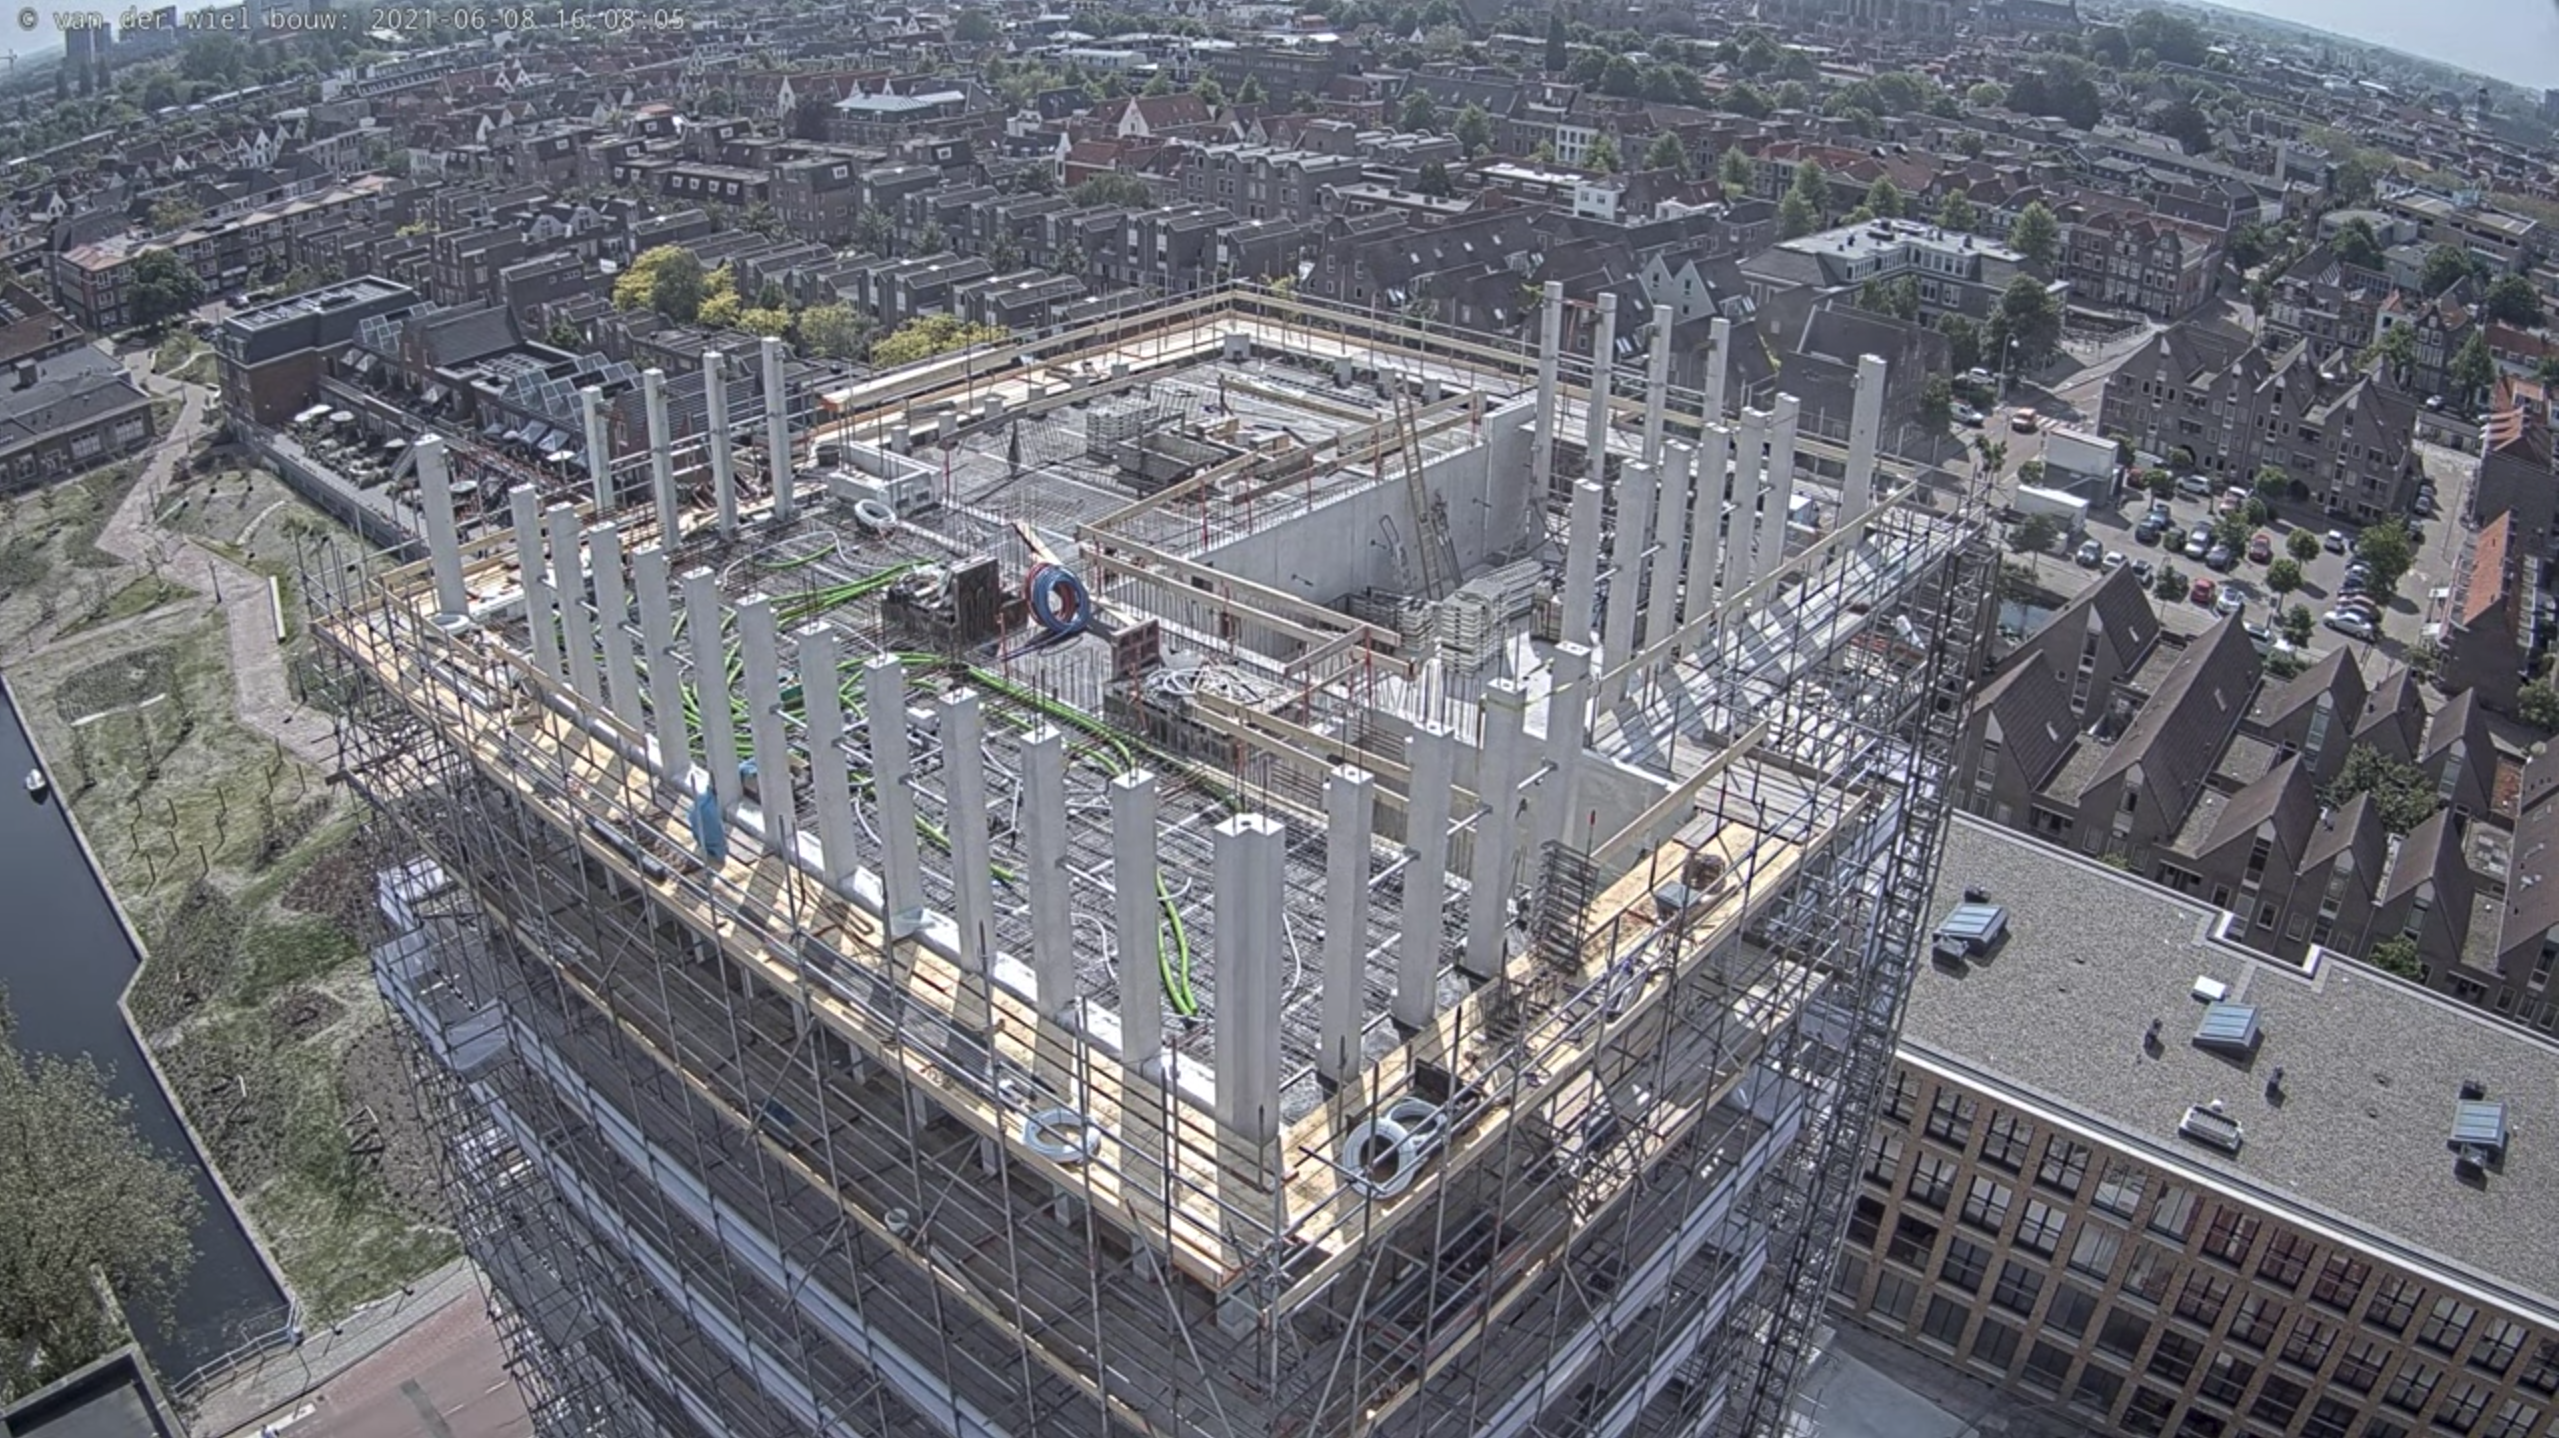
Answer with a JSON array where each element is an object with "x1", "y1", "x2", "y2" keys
[{"x1": 2204, "y1": 0, "x2": 2559, "y2": 92}]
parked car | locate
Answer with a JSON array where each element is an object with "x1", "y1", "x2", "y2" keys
[
  {"x1": 2335, "y1": 594, "x2": 2382, "y2": 618},
  {"x1": 2216, "y1": 587, "x2": 2247, "y2": 617},
  {"x1": 2206, "y1": 544, "x2": 2236, "y2": 571},
  {"x1": 2177, "y1": 474, "x2": 2217, "y2": 497},
  {"x1": 2011, "y1": 409, "x2": 2040, "y2": 434},
  {"x1": 2135, "y1": 518, "x2": 2166, "y2": 545},
  {"x1": 1952, "y1": 403, "x2": 1985, "y2": 427},
  {"x1": 2324, "y1": 528, "x2": 2350, "y2": 553},
  {"x1": 2247, "y1": 532, "x2": 2273, "y2": 564},
  {"x1": 2149, "y1": 498, "x2": 2175, "y2": 521},
  {"x1": 2131, "y1": 559, "x2": 2155, "y2": 587},
  {"x1": 2190, "y1": 576, "x2": 2219, "y2": 606},
  {"x1": 2324, "y1": 610, "x2": 2377, "y2": 640},
  {"x1": 1966, "y1": 367, "x2": 1995, "y2": 387},
  {"x1": 2102, "y1": 550, "x2": 2126, "y2": 571},
  {"x1": 2076, "y1": 538, "x2": 2105, "y2": 567}
]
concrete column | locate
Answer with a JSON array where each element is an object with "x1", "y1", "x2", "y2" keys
[
  {"x1": 864, "y1": 657, "x2": 924, "y2": 934},
  {"x1": 1394, "y1": 725, "x2": 1456, "y2": 1032},
  {"x1": 1532, "y1": 281, "x2": 1563, "y2": 501},
  {"x1": 632, "y1": 545, "x2": 688, "y2": 787},
  {"x1": 1463, "y1": 684, "x2": 1527, "y2": 979},
  {"x1": 1022, "y1": 727, "x2": 1075, "y2": 1020},
  {"x1": 941, "y1": 689, "x2": 995, "y2": 1034},
  {"x1": 1724, "y1": 411, "x2": 1764, "y2": 604},
  {"x1": 1757, "y1": 394, "x2": 1800, "y2": 586},
  {"x1": 1643, "y1": 443, "x2": 1690, "y2": 651},
  {"x1": 1534, "y1": 643, "x2": 1592, "y2": 857},
  {"x1": 736, "y1": 594, "x2": 795, "y2": 861},
  {"x1": 581, "y1": 385, "x2": 610, "y2": 513},
  {"x1": 1111, "y1": 770, "x2": 1163, "y2": 1072},
  {"x1": 702, "y1": 349, "x2": 739, "y2": 537},
  {"x1": 1642, "y1": 302, "x2": 1674, "y2": 462},
  {"x1": 1599, "y1": 458, "x2": 1654, "y2": 705},
  {"x1": 797, "y1": 624, "x2": 859, "y2": 890},
  {"x1": 1212, "y1": 814, "x2": 1285, "y2": 1150},
  {"x1": 509, "y1": 485, "x2": 561, "y2": 680},
  {"x1": 1561, "y1": 479, "x2": 1604, "y2": 645},
  {"x1": 644, "y1": 367, "x2": 680, "y2": 546},
  {"x1": 1843, "y1": 353, "x2": 1887, "y2": 526},
  {"x1": 762, "y1": 336, "x2": 793, "y2": 524},
  {"x1": 414, "y1": 435, "x2": 467, "y2": 619},
  {"x1": 1318, "y1": 765, "x2": 1374, "y2": 1083},
  {"x1": 1683, "y1": 428, "x2": 1728, "y2": 626},
  {"x1": 1703, "y1": 317, "x2": 1732, "y2": 422},
  {"x1": 1581, "y1": 293, "x2": 1616, "y2": 491},
  {"x1": 549, "y1": 506, "x2": 600, "y2": 704},
  {"x1": 590, "y1": 522, "x2": 642, "y2": 732},
  {"x1": 684, "y1": 569, "x2": 742, "y2": 808}
]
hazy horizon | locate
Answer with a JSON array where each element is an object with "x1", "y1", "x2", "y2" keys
[{"x1": 2191, "y1": 0, "x2": 2556, "y2": 91}]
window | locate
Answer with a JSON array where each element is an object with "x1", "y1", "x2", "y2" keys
[
  {"x1": 2198, "y1": 1353, "x2": 2255, "y2": 1405},
  {"x1": 2179, "y1": 1411, "x2": 2227, "y2": 1438},
  {"x1": 2418, "y1": 1297, "x2": 2477, "y2": 1355},
  {"x1": 1962, "y1": 1175, "x2": 2014, "y2": 1235},
  {"x1": 1991, "y1": 1259, "x2": 2045, "y2": 1316},
  {"x1": 2382, "y1": 1359, "x2": 2439, "y2": 1414},
  {"x1": 1833, "y1": 1252, "x2": 1867, "y2": 1299},
  {"x1": 2150, "y1": 1330, "x2": 2204, "y2": 1385},
  {"x1": 1921, "y1": 1294, "x2": 1970, "y2": 1347},
  {"x1": 2313, "y1": 1254, "x2": 2371, "y2": 1312},
  {"x1": 2175, "y1": 1272, "x2": 2233, "y2": 1329},
  {"x1": 2037, "y1": 1137, "x2": 2091, "y2": 1197},
  {"x1": 2438, "y1": 1382, "x2": 2491, "y2": 1435},
  {"x1": 2124, "y1": 1386, "x2": 2177, "y2": 1435},
  {"x1": 1906, "y1": 1153, "x2": 1958, "y2": 1210},
  {"x1": 2256, "y1": 1230, "x2": 2315, "y2": 1290},
  {"x1": 2069, "y1": 1223, "x2": 2123, "y2": 1280},
  {"x1": 1872, "y1": 1269, "x2": 1918, "y2": 1324},
  {"x1": 1940, "y1": 1237, "x2": 1991, "y2": 1294},
  {"x1": 1864, "y1": 1130, "x2": 1905, "y2": 1185},
  {"x1": 2282, "y1": 1315, "x2": 2337, "y2": 1373},
  {"x1": 2095, "y1": 1161, "x2": 2149, "y2": 1218},
  {"x1": 2337, "y1": 1339, "x2": 2390, "y2": 1393},
  {"x1": 1889, "y1": 1213, "x2": 1940, "y2": 1269},
  {"x1": 2523, "y1": 1339, "x2": 2559, "y2": 1395},
  {"x1": 1973, "y1": 1315, "x2": 2022, "y2": 1371},
  {"x1": 2471, "y1": 1319, "x2": 2527, "y2": 1377},
  {"x1": 2367, "y1": 1276, "x2": 2421, "y2": 1334},
  {"x1": 1927, "y1": 1089, "x2": 1978, "y2": 1145},
  {"x1": 2483, "y1": 1399, "x2": 2543, "y2": 1438},
  {"x1": 2200, "y1": 1205, "x2": 2261, "y2": 1266},
  {"x1": 2150, "y1": 1185, "x2": 2200, "y2": 1241},
  {"x1": 2123, "y1": 1243, "x2": 2178, "y2": 1304},
  {"x1": 2016, "y1": 1200, "x2": 2067, "y2": 1257},
  {"x1": 2024, "y1": 1341, "x2": 2075, "y2": 1395},
  {"x1": 2074, "y1": 1363, "x2": 2126, "y2": 1415},
  {"x1": 2306, "y1": 1398, "x2": 2361, "y2": 1438},
  {"x1": 2047, "y1": 1284, "x2": 2099, "y2": 1339},
  {"x1": 1848, "y1": 1195, "x2": 1885, "y2": 1248},
  {"x1": 2253, "y1": 1374, "x2": 2308, "y2": 1428},
  {"x1": 2228, "y1": 1294, "x2": 2279, "y2": 1350},
  {"x1": 2099, "y1": 1309, "x2": 2154, "y2": 1361},
  {"x1": 1981, "y1": 1112, "x2": 2034, "y2": 1171}
]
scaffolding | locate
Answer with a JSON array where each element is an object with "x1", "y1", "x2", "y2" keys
[{"x1": 304, "y1": 282, "x2": 1993, "y2": 1438}]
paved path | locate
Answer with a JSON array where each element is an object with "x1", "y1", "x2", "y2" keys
[{"x1": 195, "y1": 1259, "x2": 527, "y2": 1438}]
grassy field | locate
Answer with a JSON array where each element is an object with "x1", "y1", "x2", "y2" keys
[{"x1": 0, "y1": 412, "x2": 452, "y2": 1323}]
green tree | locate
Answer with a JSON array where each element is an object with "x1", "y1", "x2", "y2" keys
[
  {"x1": 2281, "y1": 602, "x2": 2315, "y2": 646},
  {"x1": 1416, "y1": 160, "x2": 1453, "y2": 197},
  {"x1": 0, "y1": 1002, "x2": 200, "y2": 1402},
  {"x1": 2010, "y1": 511, "x2": 2059, "y2": 566},
  {"x1": 612, "y1": 245, "x2": 706, "y2": 323},
  {"x1": 1937, "y1": 313, "x2": 1981, "y2": 373},
  {"x1": 1717, "y1": 147, "x2": 1754, "y2": 194},
  {"x1": 2253, "y1": 465, "x2": 2291, "y2": 503},
  {"x1": 1788, "y1": 159, "x2": 1828, "y2": 216},
  {"x1": 544, "y1": 315, "x2": 585, "y2": 350},
  {"x1": 1645, "y1": 131, "x2": 1689, "y2": 176},
  {"x1": 2420, "y1": 244, "x2": 2475, "y2": 297},
  {"x1": 1454, "y1": 102, "x2": 1493, "y2": 157},
  {"x1": 2353, "y1": 518, "x2": 2415, "y2": 598},
  {"x1": 2143, "y1": 468, "x2": 2175, "y2": 500},
  {"x1": 1544, "y1": 10, "x2": 1567, "y2": 72},
  {"x1": 2519, "y1": 683, "x2": 2559, "y2": 735},
  {"x1": 2287, "y1": 528, "x2": 2321, "y2": 562},
  {"x1": 2265, "y1": 556, "x2": 2303, "y2": 598},
  {"x1": 1398, "y1": 88, "x2": 1436, "y2": 132},
  {"x1": 1237, "y1": 76, "x2": 1267, "y2": 105},
  {"x1": 1143, "y1": 71, "x2": 1175, "y2": 97},
  {"x1": 2333, "y1": 217, "x2": 2385, "y2": 270},
  {"x1": 125, "y1": 249, "x2": 203, "y2": 331},
  {"x1": 1919, "y1": 373, "x2": 1953, "y2": 432},
  {"x1": 1777, "y1": 191, "x2": 1819, "y2": 241},
  {"x1": 2367, "y1": 936, "x2": 2423, "y2": 980},
  {"x1": 739, "y1": 202, "x2": 785, "y2": 239},
  {"x1": 1073, "y1": 172, "x2": 1154, "y2": 208},
  {"x1": 1995, "y1": 274, "x2": 2063, "y2": 367},
  {"x1": 1722, "y1": 82, "x2": 1771, "y2": 119},
  {"x1": 1966, "y1": 81, "x2": 2006, "y2": 109},
  {"x1": 796, "y1": 303, "x2": 870, "y2": 359},
  {"x1": 1864, "y1": 175, "x2": 1904, "y2": 219},
  {"x1": 2321, "y1": 744, "x2": 2440, "y2": 834},
  {"x1": 1585, "y1": 133, "x2": 1620, "y2": 174},
  {"x1": 871, "y1": 315, "x2": 1009, "y2": 368},
  {"x1": 736, "y1": 306, "x2": 792, "y2": 337},
  {"x1": 2450, "y1": 329, "x2": 2497, "y2": 404},
  {"x1": 2483, "y1": 275, "x2": 2546, "y2": 328},
  {"x1": 951, "y1": 8, "x2": 999, "y2": 42},
  {"x1": 2008, "y1": 200, "x2": 2060, "y2": 268},
  {"x1": 1936, "y1": 189, "x2": 1978, "y2": 234},
  {"x1": 2155, "y1": 563, "x2": 2188, "y2": 601}
]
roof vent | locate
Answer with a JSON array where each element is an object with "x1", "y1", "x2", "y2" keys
[
  {"x1": 2450, "y1": 1086, "x2": 2507, "y2": 1173},
  {"x1": 2191, "y1": 976, "x2": 2229, "y2": 1003},
  {"x1": 2193, "y1": 1002, "x2": 2262, "y2": 1057},
  {"x1": 1932, "y1": 901, "x2": 2008, "y2": 961},
  {"x1": 2179, "y1": 1101, "x2": 2245, "y2": 1153}
]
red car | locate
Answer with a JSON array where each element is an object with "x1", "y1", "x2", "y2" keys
[
  {"x1": 2190, "y1": 576, "x2": 2218, "y2": 607},
  {"x1": 2247, "y1": 532, "x2": 2273, "y2": 564}
]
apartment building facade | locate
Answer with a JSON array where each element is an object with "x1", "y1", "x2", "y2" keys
[{"x1": 49, "y1": 174, "x2": 401, "y2": 330}]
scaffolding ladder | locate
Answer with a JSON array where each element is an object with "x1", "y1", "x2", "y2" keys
[{"x1": 1397, "y1": 390, "x2": 1461, "y2": 601}]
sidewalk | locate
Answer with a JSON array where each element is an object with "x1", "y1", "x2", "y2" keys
[{"x1": 188, "y1": 1258, "x2": 489, "y2": 1438}]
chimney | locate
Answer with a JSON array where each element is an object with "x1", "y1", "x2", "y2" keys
[{"x1": 13, "y1": 361, "x2": 34, "y2": 391}]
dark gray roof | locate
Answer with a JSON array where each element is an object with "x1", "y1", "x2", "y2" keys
[
  {"x1": 2500, "y1": 748, "x2": 2559, "y2": 948},
  {"x1": 2355, "y1": 663, "x2": 2426, "y2": 759},
  {"x1": 2074, "y1": 617, "x2": 2257, "y2": 811},
  {"x1": 2381, "y1": 804, "x2": 2470, "y2": 912},
  {"x1": 1972, "y1": 655, "x2": 2080, "y2": 792},
  {"x1": 2202, "y1": 754, "x2": 2317, "y2": 858},
  {"x1": 0, "y1": 346, "x2": 149, "y2": 454},
  {"x1": 1913, "y1": 816, "x2": 2559, "y2": 1319},
  {"x1": 2246, "y1": 643, "x2": 2364, "y2": 730},
  {"x1": 2300, "y1": 791, "x2": 2381, "y2": 872}
]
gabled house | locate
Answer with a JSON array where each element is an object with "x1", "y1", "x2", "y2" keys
[
  {"x1": 2443, "y1": 510, "x2": 2530, "y2": 714},
  {"x1": 2242, "y1": 644, "x2": 2368, "y2": 787}
]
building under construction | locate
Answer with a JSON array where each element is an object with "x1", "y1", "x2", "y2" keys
[{"x1": 307, "y1": 282, "x2": 1995, "y2": 1438}]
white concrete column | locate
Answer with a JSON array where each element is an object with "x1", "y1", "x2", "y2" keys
[
  {"x1": 1111, "y1": 770, "x2": 1163, "y2": 1072},
  {"x1": 414, "y1": 435, "x2": 468, "y2": 619},
  {"x1": 736, "y1": 594, "x2": 795, "y2": 860},
  {"x1": 762, "y1": 335, "x2": 794, "y2": 524},
  {"x1": 580, "y1": 385, "x2": 610, "y2": 513},
  {"x1": 590, "y1": 522, "x2": 642, "y2": 732},
  {"x1": 1394, "y1": 725, "x2": 1456, "y2": 1032},
  {"x1": 1022, "y1": 726, "x2": 1075, "y2": 1020},
  {"x1": 632, "y1": 545, "x2": 688, "y2": 787},
  {"x1": 684, "y1": 568, "x2": 742, "y2": 808},
  {"x1": 1463, "y1": 683, "x2": 1527, "y2": 979},
  {"x1": 1534, "y1": 643, "x2": 1592, "y2": 857},
  {"x1": 941, "y1": 689, "x2": 995, "y2": 1031},
  {"x1": 1683, "y1": 429, "x2": 1728, "y2": 626},
  {"x1": 1318, "y1": 765, "x2": 1374, "y2": 1083},
  {"x1": 1561, "y1": 479, "x2": 1605, "y2": 645},
  {"x1": 1212, "y1": 813, "x2": 1285, "y2": 1150},
  {"x1": 549, "y1": 506, "x2": 600, "y2": 704},
  {"x1": 864, "y1": 657, "x2": 924, "y2": 934},
  {"x1": 1599, "y1": 458, "x2": 1655, "y2": 705},
  {"x1": 702, "y1": 349, "x2": 739, "y2": 537},
  {"x1": 797, "y1": 624, "x2": 859, "y2": 890},
  {"x1": 1532, "y1": 281, "x2": 1564, "y2": 501},
  {"x1": 1643, "y1": 443, "x2": 1690, "y2": 651},
  {"x1": 509, "y1": 484, "x2": 561, "y2": 681},
  {"x1": 1642, "y1": 302, "x2": 1674, "y2": 461},
  {"x1": 1757, "y1": 394, "x2": 1801, "y2": 585},
  {"x1": 1703, "y1": 316, "x2": 1732, "y2": 422},
  {"x1": 1724, "y1": 410, "x2": 1765, "y2": 604},
  {"x1": 644, "y1": 366, "x2": 680, "y2": 546},
  {"x1": 1843, "y1": 353, "x2": 1887, "y2": 526},
  {"x1": 1582, "y1": 293, "x2": 1617, "y2": 491}
]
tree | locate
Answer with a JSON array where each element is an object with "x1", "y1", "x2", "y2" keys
[
  {"x1": 2154, "y1": 563, "x2": 2187, "y2": 601},
  {"x1": 951, "y1": 8, "x2": 999, "y2": 42},
  {"x1": 2420, "y1": 244, "x2": 2476, "y2": 298},
  {"x1": 1722, "y1": 82, "x2": 1770, "y2": 119},
  {"x1": 1072, "y1": 172, "x2": 1154, "y2": 208},
  {"x1": 2143, "y1": 468, "x2": 2176, "y2": 500},
  {"x1": 2252, "y1": 465, "x2": 2291, "y2": 503},
  {"x1": 1585, "y1": 133, "x2": 1620, "y2": 174},
  {"x1": 1143, "y1": 72, "x2": 1174, "y2": 97},
  {"x1": 871, "y1": 315, "x2": 1009, "y2": 368},
  {"x1": 1717, "y1": 147, "x2": 1755, "y2": 194},
  {"x1": 697, "y1": 292, "x2": 743, "y2": 330},
  {"x1": 2124, "y1": 8, "x2": 2208, "y2": 66},
  {"x1": 1919, "y1": 373, "x2": 1954, "y2": 433},
  {"x1": 2519, "y1": 683, "x2": 2559, "y2": 735},
  {"x1": 1996, "y1": 274, "x2": 2063, "y2": 367},
  {"x1": 2007, "y1": 200, "x2": 2060, "y2": 268},
  {"x1": 613, "y1": 245, "x2": 706, "y2": 324},
  {"x1": 1936, "y1": 189, "x2": 1978, "y2": 235},
  {"x1": 796, "y1": 303, "x2": 870, "y2": 360},
  {"x1": 2333, "y1": 217, "x2": 2385, "y2": 271},
  {"x1": 2366, "y1": 935, "x2": 2423, "y2": 980},
  {"x1": 1398, "y1": 88, "x2": 1436, "y2": 133},
  {"x1": 2265, "y1": 557, "x2": 2303, "y2": 598},
  {"x1": 1454, "y1": 102, "x2": 1493, "y2": 157},
  {"x1": 1938, "y1": 313, "x2": 1982, "y2": 374},
  {"x1": 1544, "y1": 11, "x2": 1568, "y2": 72},
  {"x1": 1415, "y1": 160, "x2": 1453, "y2": 197},
  {"x1": 2281, "y1": 602, "x2": 2314, "y2": 646},
  {"x1": 736, "y1": 306, "x2": 793, "y2": 337},
  {"x1": 2483, "y1": 275, "x2": 2546, "y2": 328},
  {"x1": 1645, "y1": 131, "x2": 1689, "y2": 176},
  {"x1": 0, "y1": 1002, "x2": 200, "y2": 1402},
  {"x1": 2213, "y1": 509, "x2": 2253, "y2": 553},
  {"x1": 1237, "y1": 76, "x2": 1267, "y2": 105},
  {"x1": 2226, "y1": 221, "x2": 2273, "y2": 275},
  {"x1": 2156, "y1": 99, "x2": 2213, "y2": 155},
  {"x1": 2010, "y1": 512, "x2": 2059, "y2": 566},
  {"x1": 1788, "y1": 159, "x2": 1828, "y2": 216},
  {"x1": 1777, "y1": 192, "x2": 1819, "y2": 241},
  {"x1": 1966, "y1": 81, "x2": 2006, "y2": 110},
  {"x1": 544, "y1": 315, "x2": 586, "y2": 350},
  {"x1": 1863, "y1": 175, "x2": 1904, "y2": 220},
  {"x1": 125, "y1": 249, "x2": 203, "y2": 332},
  {"x1": 2450, "y1": 330, "x2": 2497, "y2": 405},
  {"x1": 2353, "y1": 517, "x2": 2415, "y2": 598},
  {"x1": 2322, "y1": 744, "x2": 2440, "y2": 835}
]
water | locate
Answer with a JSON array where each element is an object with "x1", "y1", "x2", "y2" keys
[{"x1": 0, "y1": 678, "x2": 289, "y2": 1386}]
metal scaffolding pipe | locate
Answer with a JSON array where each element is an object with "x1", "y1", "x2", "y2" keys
[
  {"x1": 684, "y1": 568, "x2": 742, "y2": 809},
  {"x1": 1843, "y1": 353, "x2": 1887, "y2": 525},
  {"x1": 735, "y1": 594, "x2": 796, "y2": 864},
  {"x1": 1703, "y1": 317, "x2": 1731, "y2": 422},
  {"x1": 645, "y1": 367, "x2": 680, "y2": 546},
  {"x1": 1560, "y1": 479, "x2": 1604, "y2": 646},
  {"x1": 590, "y1": 521, "x2": 641, "y2": 733},
  {"x1": 1212, "y1": 813, "x2": 1285, "y2": 1150},
  {"x1": 1463, "y1": 685, "x2": 1527, "y2": 979},
  {"x1": 581, "y1": 385, "x2": 611, "y2": 513},
  {"x1": 1022, "y1": 726, "x2": 1074, "y2": 1022},
  {"x1": 1682, "y1": 429, "x2": 1726, "y2": 626},
  {"x1": 797, "y1": 624, "x2": 859, "y2": 890},
  {"x1": 1757, "y1": 394, "x2": 1800, "y2": 586},
  {"x1": 1534, "y1": 643, "x2": 1592, "y2": 856},
  {"x1": 1599, "y1": 458, "x2": 1654, "y2": 706},
  {"x1": 1643, "y1": 443, "x2": 1690, "y2": 652},
  {"x1": 549, "y1": 505, "x2": 600, "y2": 704},
  {"x1": 1642, "y1": 302, "x2": 1674, "y2": 461},
  {"x1": 762, "y1": 336, "x2": 793, "y2": 524},
  {"x1": 1723, "y1": 410, "x2": 1765, "y2": 605},
  {"x1": 703, "y1": 349, "x2": 739, "y2": 536},
  {"x1": 864, "y1": 657, "x2": 924, "y2": 934},
  {"x1": 509, "y1": 484, "x2": 561, "y2": 681},
  {"x1": 414, "y1": 435, "x2": 468, "y2": 618},
  {"x1": 1532, "y1": 281, "x2": 1564, "y2": 501},
  {"x1": 942, "y1": 688, "x2": 995, "y2": 1034},
  {"x1": 1581, "y1": 292, "x2": 1617, "y2": 492},
  {"x1": 632, "y1": 544, "x2": 687, "y2": 788},
  {"x1": 1393, "y1": 726, "x2": 1456, "y2": 1032},
  {"x1": 1318, "y1": 765, "x2": 1375, "y2": 1081},
  {"x1": 1111, "y1": 770, "x2": 1163, "y2": 1073}
]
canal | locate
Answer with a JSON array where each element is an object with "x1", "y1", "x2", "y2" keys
[{"x1": 0, "y1": 678, "x2": 290, "y2": 1387}]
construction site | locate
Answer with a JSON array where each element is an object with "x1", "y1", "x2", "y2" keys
[{"x1": 303, "y1": 281, "x2": 1996, "y2": 1438}]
